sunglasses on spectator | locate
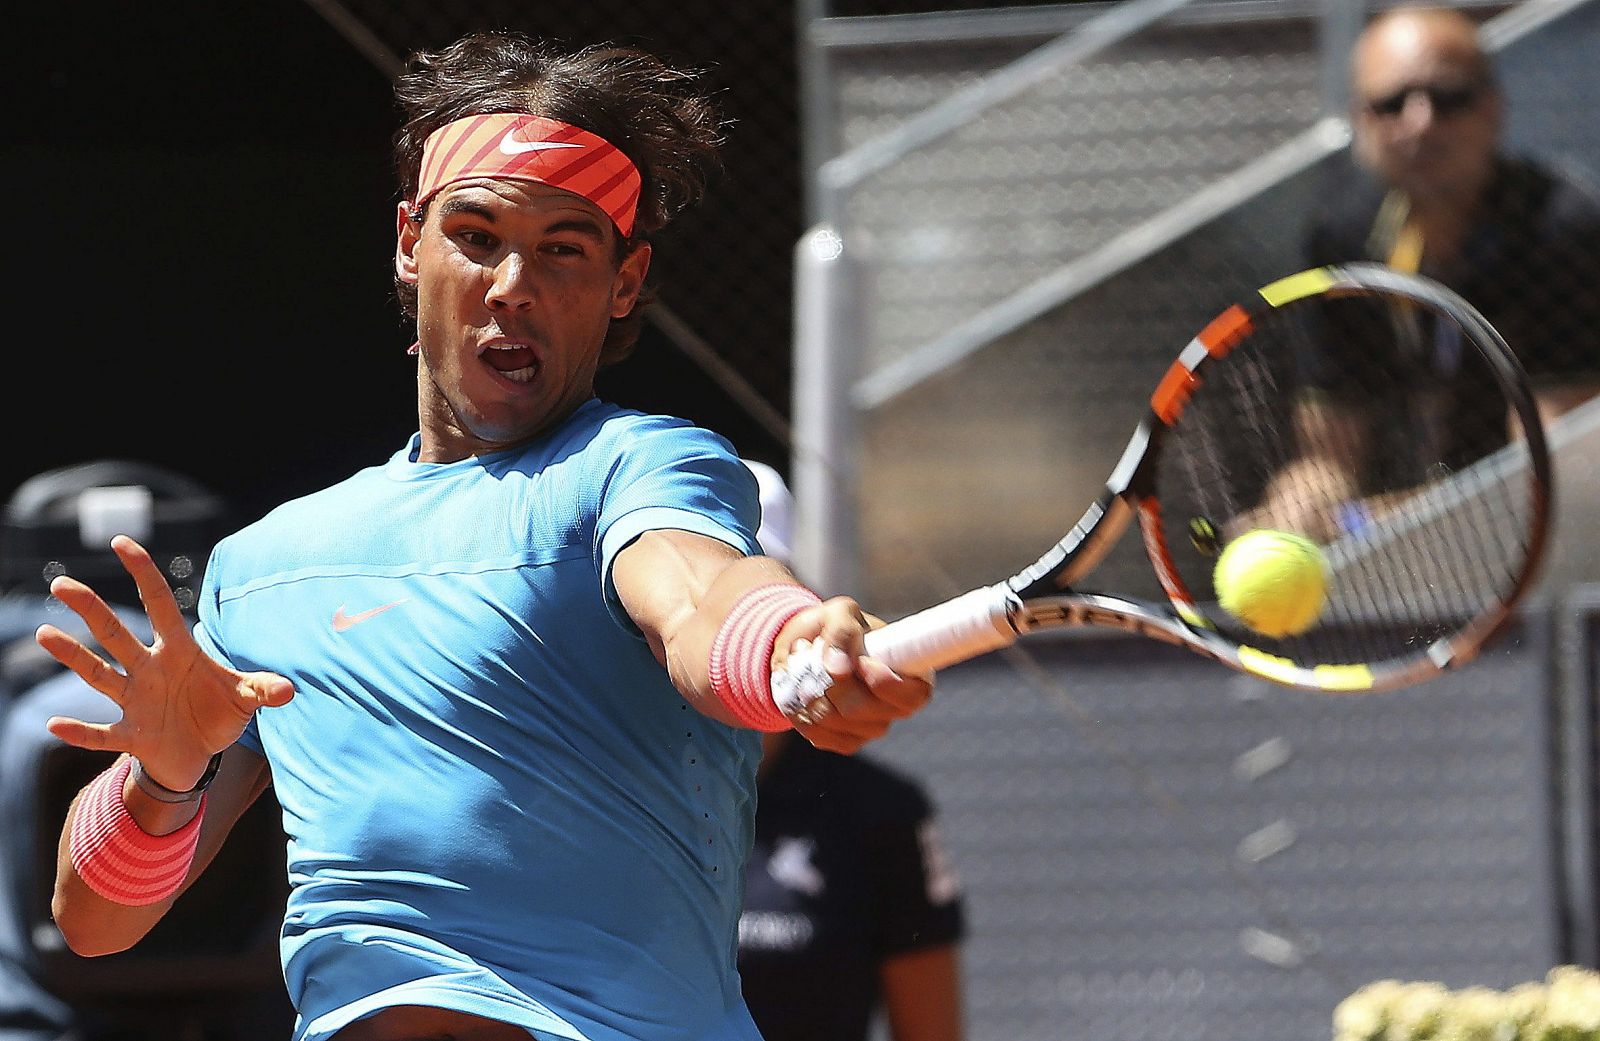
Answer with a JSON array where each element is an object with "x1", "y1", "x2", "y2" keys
[{"x1": 1364, "y1": 82, "x2": 1487, "y2": 118}]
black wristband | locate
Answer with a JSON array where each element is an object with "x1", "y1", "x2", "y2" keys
[{"x1": 130, "y1": 752, "x2": 224, "y2": 804}]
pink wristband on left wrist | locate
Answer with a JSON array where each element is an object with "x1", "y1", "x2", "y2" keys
[{"x1": 69, "y1": 757, "x2": 205, "y2": 906}]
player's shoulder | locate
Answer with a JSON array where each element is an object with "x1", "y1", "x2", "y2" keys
[
  {"x1": 570, "y1": 399, "x2": 746, "y2": 479},
  {"x1": 225, "y1": 459, "x2": 387, "y2": 533},
  {"x1": 204, "y1": 452, "x2": 401, "y2": 578},
  {"x1": 581, "y1": 399, "x2": 732, "y2": 452}
]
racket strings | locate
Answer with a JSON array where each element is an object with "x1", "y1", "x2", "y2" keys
[
  {"x1": 1322, "y1": 424, "x2": 1535, "y2": 634},
  {"x1": 1152, "y1": 290, "x2": 1539, "y2": 669},
  {"x1": 1176, "y1": 332, "x2": 1294, "y2": 528}
]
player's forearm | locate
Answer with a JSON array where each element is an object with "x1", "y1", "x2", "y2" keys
[
  {"x1": 615, "y1": 529, "x2": 872, "y2": 729},
  {"x1": 53, "y1": 869, "x2": 176, "y2": 957},
  {"x1": 662, "y1": 553, "x2": 807, "y2": 726},
  {"x1": 52, "y1": 762, "x2": 198, "y2": 956},
  {"x1": 53, "y1": 748, "x2": 264, "y2": 957}
]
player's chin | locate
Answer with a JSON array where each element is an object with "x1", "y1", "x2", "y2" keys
[{"x1": 459, "y1": 404, "x2": 556, "y2": 451}]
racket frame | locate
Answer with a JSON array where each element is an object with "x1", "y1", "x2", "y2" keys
[{"x1": 859, "y1": 263, "x2": 1553, "y2": 694}]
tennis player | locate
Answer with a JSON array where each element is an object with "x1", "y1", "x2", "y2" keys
[{"x1": 34, "y1": 32, "x2": 931, "y2": 1041}]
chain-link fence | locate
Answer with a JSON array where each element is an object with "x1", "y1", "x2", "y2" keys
[
  {"x1": 14, "y1": 2, "x2": 1600, "y2": 1040},
  {"x1": 798, "y1": 0, "x2": 1600, "y2": 615},
  {"x1": 789, "y1": 2, "x2": 1600, "y2": 1040}
]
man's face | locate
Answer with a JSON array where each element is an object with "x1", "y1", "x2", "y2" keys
[
  {"x1": 1351, "y1": 17, "x2": 1501, "y2": 207},
  {"x1": 395, "y1": 179, "x2": 650, "y2": 461}
]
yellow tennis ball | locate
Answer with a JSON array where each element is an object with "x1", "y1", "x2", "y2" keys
[{"x1": 1213, "y1": 529, "x2": 1327, "y2": 638}]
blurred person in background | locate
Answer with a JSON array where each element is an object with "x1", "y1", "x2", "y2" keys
[
  {"x1": 31, "y1": 31, "x2": 933, "y2": 1041},
  {"x1": 1247, "y1": 3, "x2": 1600, "y2": 539},
  {"x1": 0, "y1": 462, "x2": 289, "y2": 1041},
  {"x1": 1320, "y1": 2, "x2": 1600, "y2": 423},
  {"x1": 737, "y1": 459, "x2": 967, "y2": 1041}
]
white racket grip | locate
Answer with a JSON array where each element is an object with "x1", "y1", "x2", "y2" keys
[
  {"x1": 770, "y1": 584, "x2": 1020, "y2": 717},
  {"x1": 862, "y1": 584, "x2": 1021, "y2": 674}
]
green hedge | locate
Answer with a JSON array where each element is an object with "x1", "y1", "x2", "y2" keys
[{"x1": 1333, "y1": 966, "x2": 1600, "y2": 1040}]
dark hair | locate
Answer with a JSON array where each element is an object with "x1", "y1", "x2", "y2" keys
[{"x1": 391, "y1": 32, "x2": 727, "y2": 364}]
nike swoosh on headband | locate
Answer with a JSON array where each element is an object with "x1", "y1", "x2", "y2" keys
[
  {"x1": 416, "y1": 113, "x2": 643, "y2": 236},
  {"x1": 498, "y1": 133, "x2": 585, "y2": 156}
]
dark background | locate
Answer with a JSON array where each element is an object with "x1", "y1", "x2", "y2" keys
[
  {"x1": 14, "y1": 1, "x2": 413, "y2": 530},
  {"x1": 8, "y1": 0, "x2": 1085, "y2": 536},
  {"x1": 8, "y1": 0, "x2": 819, "y2": 533}
]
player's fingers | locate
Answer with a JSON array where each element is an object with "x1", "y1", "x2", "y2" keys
[
  {"x1": 814, "y1": 598, "x2": 871, "y2": 656},
  {"x1": 46, "y1": 576, "x2": 150, "y2": 670},
  {"x1": 786, "y1": 639, "x2": 881, "y2": 720},
  {"x1": 34, "y1": 625, "x2": 131, "y2": 704},
  {"x1": 795, "y1": 710, "x2": 890, "y2": 753},
  {"x1": 789, "y1": 692, "x2": 834, "y2": 727},
  {"x1": 240, "y1": 671, "x2": 296, "y2": 710},
  {"x1": 45, "y1": 716, "x2": 124, "y2": 753},
  {"x1": 111, "y1": 536, "x2": 191, "y2": 639},
  {"x1": 772, "y1": 633, "x2": 915, "y2": 741},
  {"x1": 802, "y1": 651, "x2": 930, "y2": 725},
  {"x1": 796, "y1": 686, "x2": 903, "y2": 754},
  {"x1": 857, "y1": 656, "x2": 935, "y2": 714}
]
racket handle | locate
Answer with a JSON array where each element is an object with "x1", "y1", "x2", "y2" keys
[
  {"x1": 770, "y1": 584, "x2": 1019, "y2": 718},
  {"x1": 862, "y1": 584, "x2": 1021, "y2": 674}
]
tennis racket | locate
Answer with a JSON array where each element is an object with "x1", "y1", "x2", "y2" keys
[{"x1": 775, "y1": 262, "x2": 1552, "y2": 709}]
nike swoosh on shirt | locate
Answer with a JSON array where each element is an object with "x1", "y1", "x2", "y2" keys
[
  {"x1": 498, "y1": 133, "x2": 586, "y2": 156},
  {"x1": 332, "y1": 601, "x2": 408, "y2": 633}
]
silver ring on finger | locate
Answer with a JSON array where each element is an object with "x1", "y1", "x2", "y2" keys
[{"x1": 794, "y1": 694, "x2": 834, "y2": 727}]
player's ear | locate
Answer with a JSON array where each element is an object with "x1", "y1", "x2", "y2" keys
[
  {"x1": 611, "y1": 241, "x2": 651, "y2": 319},
  {"x1": 395, "y1": 201, "x2": 421, "y2": 286}
]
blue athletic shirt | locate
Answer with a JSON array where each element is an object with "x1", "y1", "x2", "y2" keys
[{"x1": 192, "y1": 399, "x2": 767, "y2": 1041}]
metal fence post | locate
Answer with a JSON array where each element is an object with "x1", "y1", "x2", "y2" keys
[
  {"x1": 1318, "y1": 0, "x2": 1365, "y2": 118},
  {"x1": 791, "y1": 224, "x2": 862, "y2": 598}
]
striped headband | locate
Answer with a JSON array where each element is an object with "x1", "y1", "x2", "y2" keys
[{"x1": 414, "y1": 113, "x2": 642, "y2": 237}]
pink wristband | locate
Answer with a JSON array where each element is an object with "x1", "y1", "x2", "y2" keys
[
  {"x1": 709, "y1": 584, "x2": 824, "y2": 731},
  {"x1": 69, "y1": 757, "x2": 205, "y2": 906}
]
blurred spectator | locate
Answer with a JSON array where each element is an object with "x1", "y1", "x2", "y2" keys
[
  {"x1": 1246, "y1": 4, "x2": 1600, "y2": 539},
  {"x1": 1309, "y1": 4, "x2": 1600, "y2": 425},
  {"x1": 736, "y1": 459, "x2": 967, "y2": 1041},
  {"x1": 0, "y1": 461, "x2": 288, "y2": 1041}
]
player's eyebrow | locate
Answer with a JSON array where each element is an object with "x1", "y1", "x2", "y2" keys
[
  {"x1": 543, "y1": 217, "x2": 609, "y2": 242},
  {"x1": 433, "y1": 196, "x2": 497, "y2": 222},
  {"x1": 433, "y1": 198, "x2": 610, "y2": 242}
]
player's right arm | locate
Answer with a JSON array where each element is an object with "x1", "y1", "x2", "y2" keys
[
  {"x1": 34, "y1": 534, "x2": 293, "y2": 955},
  {"x1": 51, "y1": 746, "x2": 271, "y2": 955}
]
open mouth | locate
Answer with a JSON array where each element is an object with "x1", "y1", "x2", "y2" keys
[{"x1": 484, "y1": 344, "x2": 538, "y2": 384}]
